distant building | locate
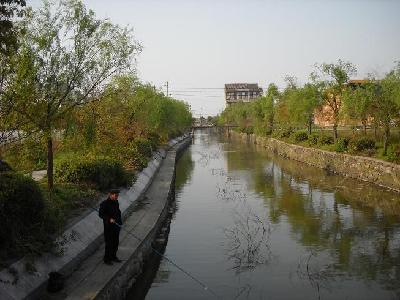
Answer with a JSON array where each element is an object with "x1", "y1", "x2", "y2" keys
[{"x1": 225, "y1": 83, "x2": 263, "y2": 106}]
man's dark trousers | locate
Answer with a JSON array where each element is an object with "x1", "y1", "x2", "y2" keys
[{"x1": 104, "y1": 225, "x2": 120, "y2": 262}]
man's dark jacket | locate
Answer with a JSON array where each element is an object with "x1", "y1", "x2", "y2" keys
[{"x1": 99, "y1": 198, "x2": 122, "y2": 227}]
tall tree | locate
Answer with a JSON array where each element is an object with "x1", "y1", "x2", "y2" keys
[
  {"x1": 261, "y1": 83, "x2": 279, "y2": 134},
  {"x1": 370, "y1": 69, "x2": 400, "y2": 155},
  {"x1": 1, "y1": 0, "x2": 142, "y2": 191},
  {"x1": 286, "y1": 83, "x2": 324, "y2": 134},
  {"x1": 313, "y1": 60, "x2": 357, "y2": 140},
  {"x1": 342, "y1": 81, "x2": 375, "y2": 135},
  {"x1": 276, "y1": 77, "x2": 298, "y2": 129}
]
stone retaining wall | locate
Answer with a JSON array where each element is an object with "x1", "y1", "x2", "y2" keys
[{"x1": 232, "y1": 132, "x2": 400, "y2": 192}]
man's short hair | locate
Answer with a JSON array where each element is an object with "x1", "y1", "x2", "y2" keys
[{"x1": 109, "y1": 189, "x2": 120, "y2": 194}]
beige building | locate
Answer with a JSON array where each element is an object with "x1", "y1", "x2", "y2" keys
[{"x1": 225, "y1": 83, "x2": 263, "y2": 106}]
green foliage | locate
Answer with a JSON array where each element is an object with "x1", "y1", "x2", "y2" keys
[
  {"x1": 308, "y1": 133, "x2": 319, "y2": 145},
  {"x1": 54, "y1": 155, "x2": 128, "y2": 191},
  {"x1": 2, "y1": 135, "x2": 47, "y2": 171},
  {"x1": 293, "y1": 130, "x2": 309, "y2": 142},
  {"x1": 278, "y1": 80, "x2": 323, "y2": 131},
  {"x1": 217, "y1": 61, "x2": 400, "y2": 163},
  {"x1": 312, "y1": 59, "x2": 357, "y2": 140},
  {"x1": 0, "y1": 171, "x2": 99, "y2": 261},
  {"x1": 0, "y1": 0, "x2": 26, "y2": 55},
  {"x1": 334, "y1": 137, "x2": 350, "y2": 152},
  {"x1": 1, "y1": 0, "x2": 142, "y2": 189},
  {"x1": 61, "y1": 75, "x2": 191, "y2": 171},
  {"x1": 349, "y1": 137, "x2": 375, "y2": 152},
  {"x1": 342, "y1": 82, "x2": 375, "y2": 130},
  {"x1": 0, "y1": 172, "x2": 46, "y2": 256},
  {"x1": 133, "y1": 137, "x2": 153, "y2": 158},
  {"x1": 385, "y1": 144, "x2": 400, "y2": 163},
  {"x1": 273, "y1": 128, "x2": 293, "y2": 139},
  {"x1": 318, "y1": 134, "x2": 334, "y2": 145}
]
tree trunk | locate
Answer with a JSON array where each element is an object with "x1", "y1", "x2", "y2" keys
[
  {"x1": 333, "y1": 124, "x2": 338, "y2": 141},
  {"x1": 308, "y1": 116, "x2": 312, "y2": 135},
  {"x1": 362, "y1": 120, "x2": 367, "y2": 135},
  {"x1": 383, "y1": 125, "x2": 390, "y2": 156},
  {"x1": 47, "y1": 135, "x2": 54, "y2": 193}
]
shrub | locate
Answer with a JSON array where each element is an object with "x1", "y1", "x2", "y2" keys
[
  {"x1": 293, "y1": 131, "x2": 309, "y2": 143},
  {"x1": 386, "y1": 144, "x2": 400, "y2": 163},
  {"x1": 244, "y1": 126, "x2": 254, "y2": 135},
  {"x1": 334, "y1": 137, "x2": 350, "y2": 152},
  {"x1": 308, "y1": 133, "x2": 319, "y2": 145},
  {"x1": 349, "y1": 137, "x2": 376, "y2": 152},
  {"x1": 0, "y1": 172, "x2": 45, "y2": 253},
  {"x1": 133, "y1": 137, "x2": 153, "y2": 158},
  {"x1": 0, "y1": 160, "x2": 12, "y2": 172},
  {"x1": 318, "y1": 134, "x2": 334, "y2": 145},
  {"x1": 147, "y1": 132, "x2": 160, "y2": 149},
  {"x1": 273, "y1": 128, "x2": 293, "y2": 139},
  {"x1": 54, "y1": 156, "x2": 128, "y2": 190}
]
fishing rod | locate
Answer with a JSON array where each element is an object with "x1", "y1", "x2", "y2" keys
[{"x1": 89, "y1": 204, "x2": 222, "y2": 300}]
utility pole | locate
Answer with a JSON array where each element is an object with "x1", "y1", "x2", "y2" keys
[{"x1": 165, "y1": 81, "x2": 169, "y2": 97}]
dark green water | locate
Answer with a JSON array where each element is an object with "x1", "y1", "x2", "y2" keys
[{"x1": 131, "y1": 129, "x2": 400, "y2": 300}]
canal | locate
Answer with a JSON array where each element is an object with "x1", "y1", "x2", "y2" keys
[{"x1": 129, "y1": 129, "x2": 400, "y2": 300}]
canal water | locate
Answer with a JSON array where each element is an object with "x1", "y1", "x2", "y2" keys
[{"x1": 129, "y1": 129, "x2": 400, "y2": 300}]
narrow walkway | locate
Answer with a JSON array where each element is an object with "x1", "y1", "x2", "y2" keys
[{"x1": 42, "y1": 148, "x2": 178, "y2": 300}]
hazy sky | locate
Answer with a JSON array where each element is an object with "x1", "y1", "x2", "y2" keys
[{"x1": 29, "y1": 0, "x2": 400, "y2": 116}]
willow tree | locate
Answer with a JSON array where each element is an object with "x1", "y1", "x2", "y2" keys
[
  {"x1": 370, "y1": 70, "x2": 400, "y2": 155},
  {"x1": 286, "y1": 82, "x2": 323, "y2": 134},
  {"x1": 342, "y1": 81, "x2": 375, "y2": 135},
  {"x1": 261, "y1": 83, "x2": 279, "y2": 134},
  {"x1": 2, "y1": 0, "x2": 141, "y2": 191},
  {"x1": 313, "y1": 60, "x2": 357, "y2": 141}
]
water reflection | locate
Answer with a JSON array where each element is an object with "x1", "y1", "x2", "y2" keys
[
  {"x1": 175, "y1": 149, "x2": 195, "y2": 191},
  {"x1": 224, "y1": 135, "x2": 400, "y2": 299}
]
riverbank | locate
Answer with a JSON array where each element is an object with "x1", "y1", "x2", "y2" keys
[
  {"x1": 230, "y1": 131, "x2": 400, "y2": 192},
  {"x1": 0, "y1": 135, "x2": 191, "y2": 300}
]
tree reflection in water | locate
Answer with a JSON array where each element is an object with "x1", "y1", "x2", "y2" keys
[
  {"x1": 296, "y1": 250, "x2": 338, "y2": 300},
  {"x1": 224, "y1": 136, "x2": 400, "y2": 298},
  {"x1": 223, "y1": 202, "x2": 273, "y2": 273},
  {"x1": 233, "y1": 283, "x2": 252, "y2": 299}
]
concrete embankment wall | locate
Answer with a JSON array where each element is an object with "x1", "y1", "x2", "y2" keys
[
  {"x1": 0, "y1": 134, "x2": 192, "y2": 300},
  {"x1": 231, "y1": 132, "x2": 400, "y2": 192},
  {"x1": 85, "y1": 136, "x2": 191, "y2": 300}
]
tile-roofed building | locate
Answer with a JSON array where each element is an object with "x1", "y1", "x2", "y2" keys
[{"x1": 225, "y1": 83, "x2": 263, "y2": 106}]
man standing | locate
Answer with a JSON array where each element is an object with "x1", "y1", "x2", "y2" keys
[{"x1": 99, "y1": 189, "x2": 122, "y2": 265}]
